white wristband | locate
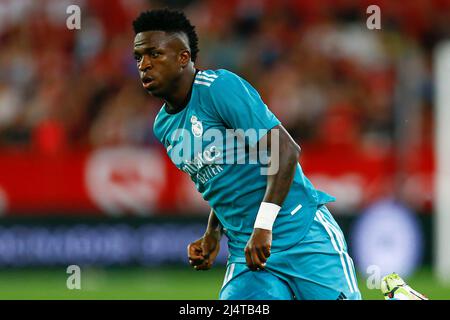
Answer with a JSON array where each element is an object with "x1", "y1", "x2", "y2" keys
[{"x1": 254, "y1": 202, "x2": 281, "y2": 231}]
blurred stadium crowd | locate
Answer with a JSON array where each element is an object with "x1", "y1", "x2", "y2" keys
[{"x1": 0, "y1": 0, "x2": 448, "y2": 153}]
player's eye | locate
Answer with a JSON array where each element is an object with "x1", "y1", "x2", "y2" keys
[
  {"x1": 134, "y1": 54, "x2": 142, "y2": 62},
  {"x1": 150, "y1": 52, "x2": 160, "y2": 58}
]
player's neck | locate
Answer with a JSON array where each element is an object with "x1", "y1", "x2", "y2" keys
[{"x1": 164, "y1": 65, "x2": 197, "y2": 114}]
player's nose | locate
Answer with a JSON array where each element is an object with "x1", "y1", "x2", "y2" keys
[{"x1": 138, "y1": 54, "x2": 152, "y2": 72}]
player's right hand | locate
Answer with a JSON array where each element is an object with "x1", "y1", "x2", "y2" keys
[{"x1": 187, "y1": 231, "x2": 221, "y2": 271}]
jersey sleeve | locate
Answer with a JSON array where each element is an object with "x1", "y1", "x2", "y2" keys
[{"x1": 208, "y1": 70, "x2": 281, "y2": 147}]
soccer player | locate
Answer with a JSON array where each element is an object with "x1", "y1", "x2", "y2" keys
[{"x1": 132, "y1": 8, "x2": 361, "y2": 300}]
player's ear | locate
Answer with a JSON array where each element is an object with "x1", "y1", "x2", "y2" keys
[{"x1": 179, "y1": 49, "x2": 191, "y2": 68}]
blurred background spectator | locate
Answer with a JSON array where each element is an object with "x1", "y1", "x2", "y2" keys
[{"x1": 0, "y1": 0, "x2": 447, "y2": 152}]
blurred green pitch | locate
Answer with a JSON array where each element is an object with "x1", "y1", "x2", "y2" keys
[{"x1": 0, "y1": 267, "x2": 448, "y2": 300}]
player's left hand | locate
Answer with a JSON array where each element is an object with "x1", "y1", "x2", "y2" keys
[{"x1": 244, "y1": 228, "x2": 272, "y2": 271}]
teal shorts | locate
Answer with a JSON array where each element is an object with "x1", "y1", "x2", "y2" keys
[{"x1": 219, "y1": 206, "x2": 362, "y2": 300}]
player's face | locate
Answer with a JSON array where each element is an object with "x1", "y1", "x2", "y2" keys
[{"x1": 133, "y1": 31, "x2": 186, "y2": 97}]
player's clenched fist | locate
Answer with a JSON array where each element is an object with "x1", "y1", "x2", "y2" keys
[
  {"x1": 187, "y1": 231, "x2": 221, "y2": 271},
  {"x1": 245, "y1": 228, "x2": 272, "y2": 271}
]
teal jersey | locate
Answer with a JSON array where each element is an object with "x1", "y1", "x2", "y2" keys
[{"x1": 153, "y1": 69, "x2": 335, "y2": 262}]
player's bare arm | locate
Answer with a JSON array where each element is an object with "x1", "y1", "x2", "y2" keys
[
  {"x1": 245, "y1": 125, "x2": 301, "y2": 271},
  {"x1": 187, "y1": 209, "x2": 222, "y2": 270}
]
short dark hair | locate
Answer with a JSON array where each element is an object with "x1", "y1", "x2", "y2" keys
[{"x1": 132, "y1": 8, "x2": 199, "y2": 62}]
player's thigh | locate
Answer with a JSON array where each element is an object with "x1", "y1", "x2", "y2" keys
[
  {"x1": 219, "y1": 263, "x2": 294, "y2": 300},
  {"x1": 296, "y1": 206, "x2": 361, "y2": 300},
  {"x1": 268, "y1": 206, "x2": 361, "y2": 300}
]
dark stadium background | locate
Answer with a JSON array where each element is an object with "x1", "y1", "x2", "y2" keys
[{"x1": 0, "y1": 0, "x2": 449, "y2": 299}]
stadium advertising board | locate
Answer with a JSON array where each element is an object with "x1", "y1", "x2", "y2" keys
[{"x1": 0, "y1": 147, "x2": 433, "y2": 216}]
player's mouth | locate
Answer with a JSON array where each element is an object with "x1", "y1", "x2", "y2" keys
[{"x1": 142, "y1": 76, "x2": 155, "y2": 89}]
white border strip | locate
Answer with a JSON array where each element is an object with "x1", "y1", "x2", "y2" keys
[{"x1": 435, "y1": 41, "x2": 450, "y2": 283}]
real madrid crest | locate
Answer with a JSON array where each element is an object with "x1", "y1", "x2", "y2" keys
[{"x1": 191, "y1": 115, "x2": 203, "y2": 138}]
